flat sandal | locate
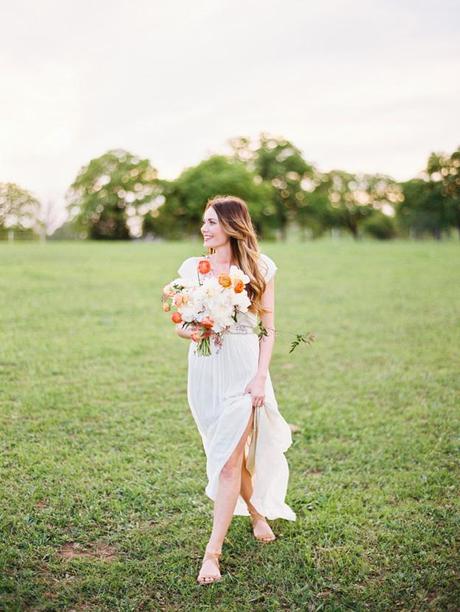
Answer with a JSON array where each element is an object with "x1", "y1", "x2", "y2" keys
[
  {"x1": 248, "y1": 509, "x2": 276, "y2": 543},
  {"x1": 197, "y1": 549, "x2": 222, "y2": 585}
]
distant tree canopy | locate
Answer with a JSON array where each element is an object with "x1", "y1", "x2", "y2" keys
[
  {"x1": 67, "y1": 149, "x2": 161, "y2": 239},
  {"x1": 309, "y1": 171, "x2": 403, "y2": 238},
  {"x1": 143, "y1": 155, "x2": 274, "y2": 239},
  {"x1": 230, "y1": 134, "x2": 316, "y2": 239},
  {"x1": 0, "y1": 182, "x2": 41, "y2": 239},
  {"x1": 399, "y1": 147, "x2": 460, "y2": 239},
  {"x1": 7, "y1": 139, "x2": 457, "y2": 241}
]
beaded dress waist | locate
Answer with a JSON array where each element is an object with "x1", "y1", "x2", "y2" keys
[{"x1": 227, "y1": 323, "x2": 258, "y2": 335}]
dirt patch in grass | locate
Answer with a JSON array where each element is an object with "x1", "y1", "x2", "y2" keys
[{"x1": 57, "y1": 542, "x2": 118, "y2": 562}]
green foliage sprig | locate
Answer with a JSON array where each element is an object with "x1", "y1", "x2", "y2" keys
[
  {"x1": 289, "y1": 332, "x2": 317, "y2": 353},
  {"x1": 255, "y1": 321, "x2": 316, "y2": 353}
]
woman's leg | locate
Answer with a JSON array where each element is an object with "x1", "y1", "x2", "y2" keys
[
  {"x1": 206, "y1": 411, "x2": 254, "y2": 551},
  {"x1": 198, "y1": 412, "x2": 255, "y2": 582},
  {"x1": 240, "y1": 454, "x2": 256, "y2": 511},
  {"x1": 240, "y1": 444, "x2": 276, "y2": 541}
]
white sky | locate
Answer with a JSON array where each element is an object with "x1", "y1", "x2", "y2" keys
[{"x1": 1, "y1": 0, "x2": 459, "y2": 217}]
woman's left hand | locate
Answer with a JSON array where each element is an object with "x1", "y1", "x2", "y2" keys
[{"x1": 244, "y1": 374, "x2": 266, "y2": 408}]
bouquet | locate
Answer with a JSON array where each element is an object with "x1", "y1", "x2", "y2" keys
[{"x1": 162, "y1": 258, "x2": 252, "y2": 356}]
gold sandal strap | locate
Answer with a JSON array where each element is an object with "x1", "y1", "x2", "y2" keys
[{"x1": 203, "y1": 550, "x2": 221, "y2": 562}]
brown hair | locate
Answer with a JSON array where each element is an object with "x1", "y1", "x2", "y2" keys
[{"x1": 205, "y1": 195, "x2": 268, "y2": 316}]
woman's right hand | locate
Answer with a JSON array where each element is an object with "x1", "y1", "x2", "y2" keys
[
  {"x1": 176, "y1": 323, "x2": 214, "y2": 342},
  {"x1": 175, "y1": 323, "x2": 196, "y2": 340}
]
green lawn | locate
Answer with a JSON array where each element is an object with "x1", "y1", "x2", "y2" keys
[{"x1": 1, "y1": 239, "x2": 459, "y2": 611}]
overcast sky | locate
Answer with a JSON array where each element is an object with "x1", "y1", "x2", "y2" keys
[{"x1": 1, "y1": 0, "x2": 459, "y2": 214}]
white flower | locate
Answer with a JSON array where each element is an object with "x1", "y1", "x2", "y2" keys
[
  {"x1": 171, "y1": 277, "x2": 198, "y2": 289},
  {"x1": 179, "y1": 304, "x2": 199, "y2": 322},
  {"x1": 231, "y1": 291, "x2": 251, "y2": 312},
  {"x1": 229, "y1": 265, "x2": 250, "y2": 285},
  {"x1": 165, "y1": 265, "x2": 253, "y2": 341}
]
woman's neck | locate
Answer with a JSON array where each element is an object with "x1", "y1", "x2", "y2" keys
[{"x1": 209, "y1": 245, "x2": 233, "y2": 264}]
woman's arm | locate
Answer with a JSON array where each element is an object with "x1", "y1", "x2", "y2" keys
[
  {"x1": 256, "y1": 276, "x2": 276, "y2": 379},
  {"x1": 175, "y1": 323, "x2": 195, "y2": 339},
  {"x1": 244, "y1": 276, "x2": 275, "y2": 408}
]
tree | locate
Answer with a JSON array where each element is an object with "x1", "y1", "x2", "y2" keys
[
  {"x1": 144, "y1": 155, "x2": 274, "y2": 240},
  {"x1": 362, "y1": 210, "x2": 398, "y2": 240},
  {"x1": 48, "y1": 221, "x2": 84, "y2": 240},
  {"x1": 426, "y1": 148, "x2": 460, "y2": 236},
  {"x1": 0, "y1": 182, "x2": 41, "y2": 240},
  {"x1": 230, "y1": 134, "x2": 316, "y2": 239},
  {"x1": 398, "y1": 148, "x2": 459, "y2": 239},
  {"x1": 310, "y1": 171, "x2": 403, "y2": 239},
  {"x1": 399, "y1": 179, "x2": 441, "y2": 238},
  {"x1": 67, "y1": 149, "x2": 160, "y2": 239}
]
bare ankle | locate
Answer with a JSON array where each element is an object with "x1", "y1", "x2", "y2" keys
[
  {"x1": 248, "y1": 505, "x2": 264, "y2": 518},
  {"x1": 206, "y1": 539, "x2": 222, "y2": 553}
]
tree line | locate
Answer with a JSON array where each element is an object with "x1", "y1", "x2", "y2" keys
[{"x1": 1, "y1": 135, "x2": 459, "y2": 241}]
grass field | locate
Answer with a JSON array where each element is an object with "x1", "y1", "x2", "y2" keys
[{"x1": 1, "y1": 239, "x2": 459, "y2": 611}]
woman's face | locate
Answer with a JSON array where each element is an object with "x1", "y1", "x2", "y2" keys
[{"x1": 201, "y1": 207, "x2": 229, "y2": 249}]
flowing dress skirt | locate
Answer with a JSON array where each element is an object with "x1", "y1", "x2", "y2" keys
[{"x1": 187, "y1": 330, "x2": 296, "y2": 521}]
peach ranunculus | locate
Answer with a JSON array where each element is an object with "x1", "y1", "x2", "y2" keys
[
  {"x1": 162, "y1": 302, "x2": 170, "y2": 312},
  {"x1": 234, "y1": 279, "x2": 244, "y2": 293},
  {"x1": 198, "y1": 259, "x2": 211, "y2": 275},
  {"x1": 218, "y1": 273, "x2": 232, "y2": 288},
  {"x1": 171, "y1": 312, "x2": 182, "y2": 324},
  {"x1": 162, "y1": 285, "x2": 175, "y2": 298},
  {"x1": 173, "y1": 294, "x2": 183, "y2": 307}
]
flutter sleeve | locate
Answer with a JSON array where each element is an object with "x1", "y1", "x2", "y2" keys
[
  {"x1": 177, "y1": 256, "x2": 197, "y2": 279},
  {"x1": 259, "y1": 253, "x2": 278, "y2": 282}
]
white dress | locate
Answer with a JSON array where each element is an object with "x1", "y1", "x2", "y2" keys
[{"x1": 177, "y1": 253, "x2": 296, "y2": 521}]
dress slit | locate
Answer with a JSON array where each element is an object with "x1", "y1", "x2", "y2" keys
[
  {"x1": 218, "y1": 403, "x2": 255, "y2": 477},
  {"x1": 205, "y1": 393, "x2": 254, "y2": 501}
]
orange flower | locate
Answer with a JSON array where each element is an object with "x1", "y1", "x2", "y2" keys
[
  {"x1": 234, "y1": 279, "x2": 244, "y2": 293},
  {"x1": 218, "y1": 273, "x2": 232, "y2": 288},
  {"x1": 171, "y1": 312, "x2": 182, "y2": 324},
  {"x1": 162, "y1": 302, "x2": 170, "y2": 312},
  {"x1": 192, "y1": 328, "x2": 212, "y2": 341},
  {"x1": 201, "y1": 316, "x2": 214, "y2": 329},
  {"x1": 198, "y1": 259, "x2": 211, "y2": 274}
]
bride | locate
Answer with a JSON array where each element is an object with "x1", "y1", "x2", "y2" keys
[{"x1": 175, "y1": 195, "x2": 296, "y2": 585}]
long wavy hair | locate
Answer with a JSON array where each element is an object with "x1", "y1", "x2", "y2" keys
[{"x1": 205, "y1": 195, "x2": 268, "y2": 316}]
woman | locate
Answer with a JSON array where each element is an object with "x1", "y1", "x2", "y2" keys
[{"x1": 175, "y1": 195, "x2": 296, "y2": 585}]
